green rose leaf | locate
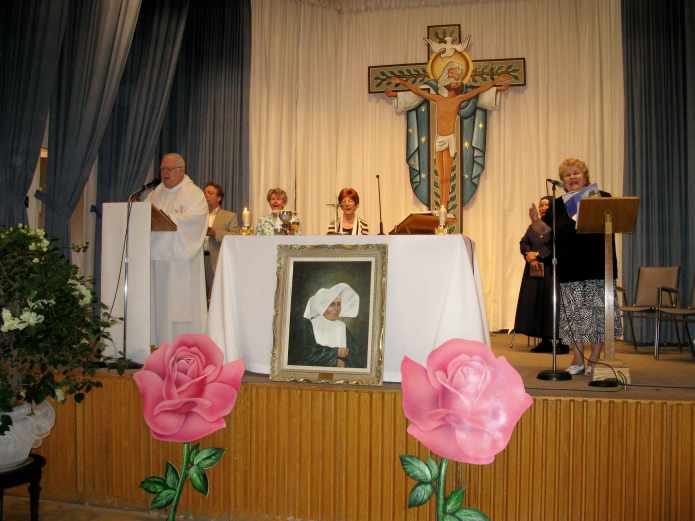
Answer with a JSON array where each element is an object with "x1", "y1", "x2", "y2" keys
[
  {"x1": 445, "y1": 515, "x2": 460, "y2": 521},
  {"x1": 164, "y1": 462, "x2": 179, "y2": 489},
  {"x1": 399, "y1": 455, "x2": 433, "y2": 482},
  {"x1": 139, "y1": 476, "x2": 168, "y2": 495},
  {"x1": 193, "y1": 447, "x2": 226, "y2": 470},
  {"x1": 150, "y1": 489, "x2": 176, "y2": 510},
  {"x1": 407, "y1": 482, "x2": 434, "y2": 507},
  {"x1": 426, "y1": 456, "x2": 439, "y2": 481},
  {"x1": 189, "y1": 465, "x2": 209, "y2": 496},
  {"x1": 445, "y1": 488, "x2": 465, "y2": 514},
  {"x1": 455, "y1": 507, "x2": 490, "y2": 521},
  {"x1": 190, "y1": 443, "x2": 201, "y2": 461}
]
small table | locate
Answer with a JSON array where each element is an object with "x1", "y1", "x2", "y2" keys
[{"x1": 0, "y1": 454, "x2": 46, "y2": 521}]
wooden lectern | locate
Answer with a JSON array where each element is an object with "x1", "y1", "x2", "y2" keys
[
  {"x1": 577, "y1": 196, "x2": 639, "y2": 383},
  {"x1": 101, "y1": 203, "x2": 177, "y2": 364},
  {"x1": 389, "y1": 213, "x2": 456, "y2": 234}
]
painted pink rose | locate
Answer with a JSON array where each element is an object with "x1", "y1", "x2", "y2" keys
[
  {"x1": 401, "y1": 339, "x2": 532, "y2": 464},
  {"x1": 133, "y1": 333, "x2": 244, "y2": 442}
]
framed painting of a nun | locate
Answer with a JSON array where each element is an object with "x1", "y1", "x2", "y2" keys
[{"x1": 271, "y1": 244, "x2": 387, "y2": 384}]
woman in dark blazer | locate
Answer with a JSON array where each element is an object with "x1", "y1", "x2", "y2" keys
[{"x1": 531, "y1": 158, "x2": 619, "y2": 375}]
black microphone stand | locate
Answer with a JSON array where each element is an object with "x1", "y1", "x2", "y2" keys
[
  {"x1": 538, "y1": 181, "x2": 571, "y2": 381},
  {"x1": 376, "y1": 174, "x2": 385, "y2": 235}
]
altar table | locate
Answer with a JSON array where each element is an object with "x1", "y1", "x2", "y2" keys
[{"x1": 207, "y1": 235, "x2": 489, "y2": 382}]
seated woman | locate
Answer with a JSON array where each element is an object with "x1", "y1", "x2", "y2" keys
[
  {"x1": 292, "y1": 283, "x2": 366, "y2": 368},
  {"x1": 327, "y1": 187, "x2": 369, "y2": 235},
  {"x1": 255, "y1": 188, "x2": 287, "y2": 235}
]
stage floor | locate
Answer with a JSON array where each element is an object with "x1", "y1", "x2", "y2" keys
[{"x1": 491, "y1": 333, "x2": 695, "y2": 400}]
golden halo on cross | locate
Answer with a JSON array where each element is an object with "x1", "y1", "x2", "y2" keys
[{"x1": 426, "y1": 50, "x2": 473, "y2": 84}]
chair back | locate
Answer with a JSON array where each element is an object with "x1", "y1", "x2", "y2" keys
[{"x1": 634, "y1": 266, "x2": 680, "y2": 306}]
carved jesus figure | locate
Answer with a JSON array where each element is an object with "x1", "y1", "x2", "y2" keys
[{"x1": 386, "y1": 67, "x2": 511, "y2": 208}]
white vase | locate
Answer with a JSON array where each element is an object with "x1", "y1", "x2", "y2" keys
[{"x1": 0, "y1": 401, "x2": 55, "y2": 471}]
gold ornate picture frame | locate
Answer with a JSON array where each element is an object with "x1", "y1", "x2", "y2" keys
[{"x1": 271, "y1": 244, "x2": 387, "y2": 385}]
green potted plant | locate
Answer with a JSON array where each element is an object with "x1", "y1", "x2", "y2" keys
[{"x1": 0, "y1": 224, "x2": 112, "y2": 469}]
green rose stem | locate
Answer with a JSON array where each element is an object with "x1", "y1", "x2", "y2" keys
[
  {"x1": 436, "y1": 458, "x2": 449, "y2": 521},
  {"x1": 168, "y1": 442, "x2": 191, "y2": 521}
]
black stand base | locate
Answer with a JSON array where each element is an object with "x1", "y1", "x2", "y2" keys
[
  {"x1": 537, "y1": 369, "x2": 572, "y2": 381},
  {"x1": 97, "y1": 358, "x2": 143, "y2": 370},
  {"x1": 588, "y1": 378, "x2": 620, "y2": 388}
]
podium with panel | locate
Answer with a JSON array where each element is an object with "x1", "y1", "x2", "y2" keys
[
  {"x1": 100, "y1": 202, "x2": 176, "y2": 363},
  {"x1": 577, "y1": 196, "x2": 640, "y2": 384}
]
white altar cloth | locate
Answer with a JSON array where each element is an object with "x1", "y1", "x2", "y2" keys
[{"x1": 207, "y1": 235, "x2": 489, "y2": 382}]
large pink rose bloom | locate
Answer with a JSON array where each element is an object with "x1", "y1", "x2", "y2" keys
[
  {"x1": 133, "y1": 334, "x2": 245, "y2": 442},
  {"x1": 401, "y1": 339, "x2": 532, "y2": 464}
]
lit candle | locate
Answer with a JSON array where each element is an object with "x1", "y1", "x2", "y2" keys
[
  {"x1": 438, "y1": 205, "x2": 447, "y2": 228},
  {"x1": 242, "y1": 207, "x2": 250, "y2": 227}
]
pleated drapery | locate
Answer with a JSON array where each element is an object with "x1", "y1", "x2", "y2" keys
[
  {"x1": 41, "y1": 0, "x2": 141, "y2": 249},
  {"x1": 621, "y1": 0, "x2": 695, "y2": 342},
  {"x1": 160, "y1": 1, "x2": 251, "y2": 215},
  {"x1": 0, "y1": 0, "x2": 70, "y2": 226}
]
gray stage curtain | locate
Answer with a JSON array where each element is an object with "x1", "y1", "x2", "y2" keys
[
  {"x1": 622, "y1": 0, "x2": 695, "y2": 342},
  {"x1": 160, "y1": 0, "x2": 251, "y2": 214},
  {"x1": 0, "y1": 0, "x2": 70, "y2": 226},
  {"x1": 39, "y1": 0, "x2": 141, "y2": 249},
  {"x1": 95, "y1": 0, "x2": 189, "y2": 296}
]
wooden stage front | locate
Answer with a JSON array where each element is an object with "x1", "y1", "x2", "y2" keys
[{"x1": 13, "y1": 336, "x2": 695, "y2": 521}]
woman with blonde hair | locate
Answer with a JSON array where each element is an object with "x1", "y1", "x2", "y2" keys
[
  {"x1": 530, "y1": 158, "x2": 619, "y2": 375},
  {"x1": 255, "y1": 188, "x2": 288, "y2": 235}
]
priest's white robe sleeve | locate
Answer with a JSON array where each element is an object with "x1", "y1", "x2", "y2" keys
[{"x1": 145, "y1": 176, "x2": 208, "y2": 345}]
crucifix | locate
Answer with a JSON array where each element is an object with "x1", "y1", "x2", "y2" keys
[{"x1": 368, "y1": 24, "x2": 526, "y2": 231}]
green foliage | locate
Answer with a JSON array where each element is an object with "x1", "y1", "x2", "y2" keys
[
  {"x1": 374, "y1": 67, "x2": 428, "y2": 88},
  {"x1": 400, "y1": 455, "x2": 488, "y2": 520},
  {"x1": 164, "y1": 462, "x2": 179, "y2": 489},
  {"x1": 426, "y1": 456, "x2": 440, "y2": 481},
  {"x1": 150, "y1": 489, "x2": 176, "y2": 509},
  {"x1": 140, "y1": 443, "x2": 226, "y2": 513},
  {"x1": 445, "y1": 488, "x2": 465, "y2": 514},
  {"x1": 408, "y1": 482, "x2": 434, "y2": 507},
  {"x1": 189, "y1": 465, "x2": 209, "y2": 496},
  {"x1": 140, "y1": 477, "x2": 167, "y2": 494},
  {"x1": 400, "y1": 454, "x2": 434, "y2": 482},
  {"x1": 193, "y1": 447, "x2": 226, "y2": 470},
  {"x1": 471, "y1": 63, "x2": 521, "y2": 84},
  {"x1": 0, "y1": 225, "x2": 114, "y2": 434},
  {"x1": 455, "y1": 507, "x2": 490, "y2": 521}
]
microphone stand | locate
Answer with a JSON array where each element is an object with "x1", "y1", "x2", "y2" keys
[
  {"x1": 376, "y1": 174, "x2": 385, "y2": 235},
  {"x1": 538, "y1": 181, "x2": 571, "y2": 381},
  {"x1": 104, "y1": 189, "x2": 148, "y2": 370}
]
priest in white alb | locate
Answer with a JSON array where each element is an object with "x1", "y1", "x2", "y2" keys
[{"x1": 146, "y1": 153, "x2": 208, "y2": 345}]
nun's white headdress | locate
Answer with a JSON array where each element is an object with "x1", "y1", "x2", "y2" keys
[
  {"x1": 303, "y1": 283, "x2": 359, "y2": 320},
  {"x1": 303, "y1": 283, "x2": 359, "y2": 348}
]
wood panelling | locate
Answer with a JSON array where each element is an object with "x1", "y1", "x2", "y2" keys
[{"x1": 15, "y1": 373, "x2": 695, "y2": 521}]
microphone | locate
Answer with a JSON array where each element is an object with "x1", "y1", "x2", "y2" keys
[
  {"x1": 546, "y1": 178, "x2": 563, "y2": 188},
  {"x1": 128, "y1": 177, "x2": 161, "y2": 201},
  {"x1": 376, "y1": 173, "x2": 385, "y2": 235},
  {"x1": 143, "y1": 177, "x2": 161, "y2": 190}
]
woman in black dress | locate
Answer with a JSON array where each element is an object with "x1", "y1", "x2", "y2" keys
[{"x1": 513, "y1": 197, "x2": 566, "y2": 353}]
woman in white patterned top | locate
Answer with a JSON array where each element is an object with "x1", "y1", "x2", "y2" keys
[
  {"x1": 255, "y1": 188, "x2": 287, "y2": 235},
  {"x1": 327, "y1": 187, "x2": 369, "y2": 235}
]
